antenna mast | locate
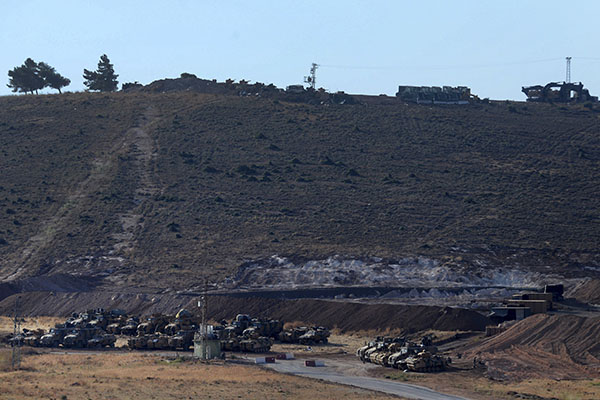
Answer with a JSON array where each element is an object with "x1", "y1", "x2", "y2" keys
[
  {"x1": 566, "y1": 57, "x2": 572, "y2": 83},
  {"x1": 12, "y1": 296, "x2": 21, "y2": 369},
  {"x1": 304, "y1": 63, "x2": 319, "y2": 90},
  {"x1": 198, "y1": 278, "x2": 208, "y2": 359}
]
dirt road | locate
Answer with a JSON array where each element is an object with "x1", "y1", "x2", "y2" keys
[{"x1": 261, "y1": 357, "x2": 470, "y2": 400}]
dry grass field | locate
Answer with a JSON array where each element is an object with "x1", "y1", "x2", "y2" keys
[
  {"x1": 2, "y1": 348, "x2": 598, "y2": 400},
  {"x1": 0, "y1": 349, "x2": 398, "y2": 400},
  {"x1": 0, "y1": 316, "x2": 62, "y2": 334}
]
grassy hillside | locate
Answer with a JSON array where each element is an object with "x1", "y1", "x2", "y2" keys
[{"x1": 1, "y1": 91, "x2": 599, "y2": 290}]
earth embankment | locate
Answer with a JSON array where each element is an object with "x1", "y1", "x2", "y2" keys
[
  {"x1": 463, "y1": 314, "x2": 600, "y2": 380},
  {"x1": 568, "y1": 279, "x2": 600, "y2": 304},
  {"x1": 0, "y1": 291, "x2": 490, "y2": 333},
  {"x1": 0, "y1": 274, "x2": 97, "y2": 303}
]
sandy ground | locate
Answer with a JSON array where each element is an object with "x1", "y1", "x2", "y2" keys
[
  {"x1": 0, "y1": 349, "x2": 398, "y2": 400},
  {"x1": 3, "y1": 316, "x2": 600, "y2": 399}
]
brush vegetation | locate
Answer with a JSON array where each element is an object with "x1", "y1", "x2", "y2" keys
[{"x1": 0, "y1": 92, "x2": 599, "y2": 289}]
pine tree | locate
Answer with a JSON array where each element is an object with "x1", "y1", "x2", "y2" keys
[
  {"x1": 7, "y1": 59, "x2": 70, "y2": 94},
  {"x1": 83, "y1": 54, "x2": 119, "y2": 92},
  {"x1": 38, "y1": 62, "x2": 70, "y2": 94},
  {"x1": 7, "y1": 58, "x2": 45, "y2": 94}
]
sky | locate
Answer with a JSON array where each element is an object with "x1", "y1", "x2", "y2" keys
[{"x1": 2, "y1": 0, "x2": 599, "y2": 100}]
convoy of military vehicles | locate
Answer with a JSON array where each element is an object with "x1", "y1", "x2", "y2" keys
[
  {"x1": 357, "y1": 335, "x2": 451, "y2": 372},
  {"x1": 8, "y1": 309, "x2": 330, "y2": 354}
]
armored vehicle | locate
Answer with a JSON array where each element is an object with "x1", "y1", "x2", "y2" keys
[
  {"x1": 298, "y1": 326, "x2": 330, "y2": 345},
  {"x1": 87, "y1": 334, "x2": 116, "y2": 348},
  {"x1": 127, "y1": 335, "x2": 147, "y2": 350},
  {"x1": 147, "y1": 334, "x2": 170, "y2": 350},
  {"x1": 220, "y1": 337, "x2": 241, "y2": 352},
  {"x1": 168, "y1": 330, "x2": 194, "y2": 351},
  {"x1": 239, "y1": 336, "x2": 272, "y2": 353},
  {"x1": 62, "y1": 327, "x2": 101, "y2": 348},
  {"x1": 401, "y1": 351, "x2": 450, "y2": 372},
  {"x1": 119, "y1": 318, "x2": 139, "y2": 336},
  {"x1": 39, "y1": 327, "x2": 70, "y2": 347}
]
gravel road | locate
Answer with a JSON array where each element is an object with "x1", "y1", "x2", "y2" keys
[{"x1": 262, "y1": 358, "x2": 470, "y2": 400}]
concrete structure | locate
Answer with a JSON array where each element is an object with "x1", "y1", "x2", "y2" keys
[
  {"x1": 396, "y1": 85, "x2": 471, "y2": 104},
  {"x1": 193, "y1": 331, "x2": 221, "y2": 360},
  {"x1": 506, "y1": 299, "x2": 549, "y2": 314},
  {"x1": 286, "y1": 84, "x2": 305, "y2": 93},
  {"x1": 512, "y1": 292, "x2": 553, "y2": 309},
  {"x1": 489, "y1": 306, "x2": 531, "y2": 324}
]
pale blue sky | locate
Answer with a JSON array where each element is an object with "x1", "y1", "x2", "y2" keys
[{"x1": 2, "y1": 0, "x2": 599, "y2": 99}]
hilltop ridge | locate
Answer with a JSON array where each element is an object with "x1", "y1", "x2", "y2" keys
[{"x1": 1, "y1": 89, "x2": 599, "y2": 292}]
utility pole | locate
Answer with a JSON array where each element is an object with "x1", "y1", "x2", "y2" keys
[
  {"x1": 304, "y1": 63, "x2": 319, "y2": 90},
  {"x1": 198, "y1": 278, "x2": 209, "y2": 359},
  {"x1": 566, "y1": 57, "x2": 572, "y2": 83},
  {"x1": 12, "y1": 296, "x2": 21, "y2": 370}
]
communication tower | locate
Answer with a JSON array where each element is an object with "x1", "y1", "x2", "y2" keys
[
  {"x1": 566, "y1": 57, "x2": 572, "y2": 83},
  {"x1": 304, "y1": 63, "x2": 319, "y2": 90}
]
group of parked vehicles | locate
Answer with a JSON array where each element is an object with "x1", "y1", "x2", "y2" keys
[
  {"x1": 9, "y1": 309, "x2": 330, "y2": 353},
  {"x1": 356, "y1": 335, "x2": 451, "y2": 372}
]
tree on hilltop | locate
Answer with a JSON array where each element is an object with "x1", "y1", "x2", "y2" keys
[
  {"x1": 83, "y1": 54, "x2": 118, "y2": 92},
  {"x1": 7, "y1": 58, "x2": 45, "y2": 94},
  {"x1": 38, "y1": 62, "x2": 71, "y2": 94},
  {"x1": 7, "y1": 58, "x2": 71, "y2": 94}
]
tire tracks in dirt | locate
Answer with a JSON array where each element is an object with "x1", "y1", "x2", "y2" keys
[
  {"x1": 2, "y1": 105, "x2": 161, "y2": 282},
  {"x1": 110, "y1": 106, "x2": 161, "y2": 256}
]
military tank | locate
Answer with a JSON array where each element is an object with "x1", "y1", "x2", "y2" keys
[
  {"x1": 39, "y1": 327, "x2": 70, "y2": 347},
  {"x1": 399, "y1": 351, "x2": 450, "y2": 372},
  {"x1": 357, "y1": 335, "x2": 446, "y2": 372},
  {"x1": 278, "y1": 326, "x2": 330, "y2": 345},
  {"x1": 239, "y1": 337, "x2": 273, "y2": 353},
  {"x1": 87, "y1": 334, "x2": 117, "y2": 348}
]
